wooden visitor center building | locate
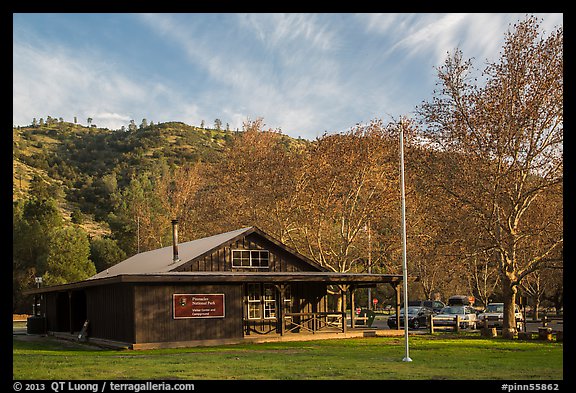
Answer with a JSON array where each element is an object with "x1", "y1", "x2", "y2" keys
[{"x1": 26, "y1": 224, "x2": 405, "y2": 349}]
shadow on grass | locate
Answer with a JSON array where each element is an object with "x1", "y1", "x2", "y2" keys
[{"x1": 13, "y1": 334, "x2": 106, "y2": 353}]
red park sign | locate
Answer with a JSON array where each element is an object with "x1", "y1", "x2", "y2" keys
[{"x1": 173, "y1": 294, "x2": 225, "y2": 319}]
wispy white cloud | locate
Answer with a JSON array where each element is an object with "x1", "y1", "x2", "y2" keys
[
  {"x1": 359, "y1": 13, "x2": 562, "y2": 66},
  {"x1": 14, "y1": 13, "x2": 563, "y2": 140},
  {"x1": 92, "y1": 112, "x2": 131, "y2": 124},
  {"x1": 360, "y1": 13, "x2": 481, "y2": 65},
  {"x1": 12, "y1": 31, "x2": 197, "y2": 129},
  {"x1": 137, "y1": 13, "x2": 347, "y2": 138},
  {"x1": 390, "y1": 14, "x2": 469, "y2": 61},
  {"x1": 13, "y1": 39, "x2": 145, "y2": 128},
  {"x1": 351, "y1": 12, "x2": 563, "y2": 125},
  {"x1": 238, "y1": 13, "x2": 336, "y2": 52}
]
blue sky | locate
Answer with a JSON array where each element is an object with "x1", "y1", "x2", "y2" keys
[{"x1": 13, "y1": 13, "x2": 563, "y2": 140}]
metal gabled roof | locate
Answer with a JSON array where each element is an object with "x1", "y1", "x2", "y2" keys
[
  {"x1": 89, "y1": 226, "x2": 328, "y2": 281},
  {"x1": 90, "y1": 227, "x2": 254, "y2": 280}
]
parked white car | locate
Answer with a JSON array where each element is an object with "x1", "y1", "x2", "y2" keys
[
  {"x1": 477, "y1": 303, "x2": 524, "y2": 330},
  {"x1": 434, "y1": 305, "x2": 478, "y2": 329}
]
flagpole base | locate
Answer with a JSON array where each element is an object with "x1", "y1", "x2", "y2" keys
[{"x1": 402, "y1": 357, "x2": 413, "y2": 362}]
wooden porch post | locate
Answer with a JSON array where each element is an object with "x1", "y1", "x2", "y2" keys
[
  {"x1": 393, "y1": 283, "x2": 401, "y2": 331},
  {"x1": 275, "y1": 284, "x2": 287, "y2": 336},
  {"x1": 340, "y1": 285, "x2": 348, "y2": 333},
  {"x1": 68, "y1": 291, "x2": 73, "y2": 334},
  {"x1": 33, "y1": 294, "x2": 38, "y2": 316},
  {"x1": 243, "y1": 284, "x2": 250, "y2": 336},
  {"x1": 350, "y1": 285, "x2": 356, "y2": 329}
]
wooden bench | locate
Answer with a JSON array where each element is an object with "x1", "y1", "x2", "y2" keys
[
  {"x1": 429, "y1": 315, "x2": 462, "y2": 333},
  {"x1": 353, "y1": 315, "x2": 370, "y2": 326},
  {"x1": 322, "y1": 313, "x2": 344, "y2": 329}
]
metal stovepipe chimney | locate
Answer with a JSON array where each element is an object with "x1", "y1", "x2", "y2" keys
[{"x1": 171, "y1": 219, "x2": 180, "y2": 263}]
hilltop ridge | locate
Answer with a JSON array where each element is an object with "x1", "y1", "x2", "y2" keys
[{"x1": 13, "y1": 120, "x2": 305, "y2": 237}]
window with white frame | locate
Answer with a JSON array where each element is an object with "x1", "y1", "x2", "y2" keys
[
  {"x1": 263, "y1": 284, "x2": 276, "y2": 319},
  {"x1": 246, "y1": 283, "x2": 277, "y2": 320},
  {"x1": 247, "y1": 283, "x2": 261, "y2": 319},
  {"x1": 283, "y1": 285, "x2": 292, "y2": 320},
  {"x1": 232, "y1": 249, "x2": 269, "y2": 268},
  {"x1": 284, "y1": 285, "x2": 292, "y2": 310}
]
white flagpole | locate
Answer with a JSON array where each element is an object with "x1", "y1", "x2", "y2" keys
[{"x1": 399, "y1": 121, "x2": 412, "y2": 362}]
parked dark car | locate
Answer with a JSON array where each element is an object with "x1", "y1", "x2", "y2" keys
[
  {"x1": 408, "y1": 299, "x2": 446, "y2": 313},
  {"x1": 387, "y1": 306, "x2": 435, "y2": 329},
  {"x1": 448, "y1": 295, "x2": 475, "y2": 306}
]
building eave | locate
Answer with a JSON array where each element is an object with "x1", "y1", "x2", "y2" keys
[{"x1": 23, "y1": 272, "x2": 408, "y2": 295}]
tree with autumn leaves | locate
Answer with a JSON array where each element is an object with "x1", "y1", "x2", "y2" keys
[
  {"x1": 287, "y1": 120, "x2": 399, "y2": 274},
  {"x1": 204, "y1": 118, "x2": 401, "y2": 277},
  {"x1": 416, "y1": 16, "x2": 563, "y2": 337}
]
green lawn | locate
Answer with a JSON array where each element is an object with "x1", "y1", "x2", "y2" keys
[{"x1": 13, "y1": 334, "x2": 562, "y2": 380}]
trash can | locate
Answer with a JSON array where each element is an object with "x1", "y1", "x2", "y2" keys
[
  {"x1": 538, "y1": 327, "x2": 552, "y2": 341},
  {"x1": 26, "y1": 316, "x2": 46, "y2": 335}
]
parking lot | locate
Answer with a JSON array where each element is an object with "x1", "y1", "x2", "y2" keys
[{"x1": 366, "y1": 314, "x2": 563, "y2": 333}]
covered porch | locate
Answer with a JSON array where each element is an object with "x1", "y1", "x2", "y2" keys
[{"x1": 237, "y1": 272, "x2": 405, "y2": 337}]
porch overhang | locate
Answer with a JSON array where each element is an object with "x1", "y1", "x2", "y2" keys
[{"x1": 24, "y1": 271, "x2": 409, "y2": 295}]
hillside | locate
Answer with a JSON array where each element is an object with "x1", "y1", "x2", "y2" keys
[
  {"x1": 12, "y1": 121, "x2": 241, "y2": 236},
  {"x1": 13, "y1": 120, "x2": 309, "y2": 238}
]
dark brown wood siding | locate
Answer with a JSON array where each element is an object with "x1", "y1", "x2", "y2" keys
[
  {"x1": 44, "y1": 292, "x2": 70, "y2": 332},
  {"x1": 85, "y1": 284, "x2": 135, "y2": 343},
  {"x1": 177, "y1": 233, "x2": 320, "y2": 273},
  {"x1": 134, "y1": 283, "x2": 243, "y2": 344},
  {"x1": 290, "y1": 283, "x2": 328, "y2": 313}
]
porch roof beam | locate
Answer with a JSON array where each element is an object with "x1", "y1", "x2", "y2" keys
[{"x1": 24, "y1": 272, "x2": 410, "y2": 295}]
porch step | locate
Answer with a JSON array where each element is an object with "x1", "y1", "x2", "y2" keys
[{"x1": 362, "y1": 330, "x2": 377, "y2": 337}]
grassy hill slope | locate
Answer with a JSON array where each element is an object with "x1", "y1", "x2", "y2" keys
[{"x1": 13, "y1": 121, "x2": 236, "y2": 236}]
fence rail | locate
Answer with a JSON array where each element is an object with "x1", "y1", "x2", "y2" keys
[
  {"x1": 429, "y1": 315, "x2": 463, "y2": 333},
  {"x1": 285, "y1": 312, "x2": 346, "y2": 334}
]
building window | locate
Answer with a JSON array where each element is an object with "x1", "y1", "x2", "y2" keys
[
  {"x1": 247, "y1": 284, "x2": 261, "y2": 319},
  {"x1": 283, "y1": 285, "x2": 292, "y2": 320},
  {"x1": 232, "y1": 250, "x2": 269, "y2": 268},
  {"x1": 263, "y1": 284, "x2": 276, "y2": 319},
  {"x1": 246, "y1": 283, "x2": 277, "y2": 320},
  {"x1": 284, "y1": 285, "x2": 292, "y2": 311}
]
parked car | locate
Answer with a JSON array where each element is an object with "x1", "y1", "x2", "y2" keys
[
  {"x1": 433, "y1": 305, "x2": 478, "y2": 329},
  {"x1": 477, "y1": 303, "x2": 524, "y2": 330},
  {"x1": 408, "y1": 299, "x2": 446, "y2": 313},
  {"x1": 447, "y1": 295, "x2": 475, "y2": 306},
  {"x1": 387, "y1": 306, "x2": 435, "y2": 329}
]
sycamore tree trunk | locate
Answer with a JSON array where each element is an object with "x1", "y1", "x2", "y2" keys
[
  {"x1": 501, "y1": 272, "x2": 518, "y2": 339},
  {"x1": 532, "y1": 296, "x2": 540, "y2": 321}
]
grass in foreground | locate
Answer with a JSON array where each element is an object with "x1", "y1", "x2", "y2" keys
[{"x1": 13, "y1": 334, "x2": 562, "y2": 380}]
